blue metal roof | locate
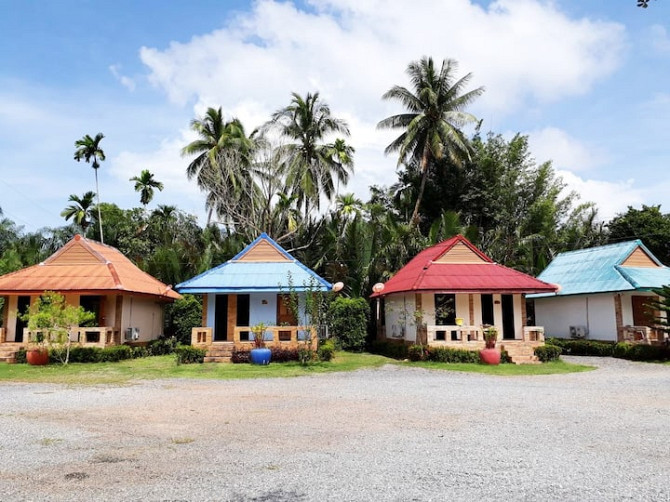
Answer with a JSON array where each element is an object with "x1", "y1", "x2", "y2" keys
[
  {"x1": 176, "y1": 233, "x2": 332, "y2": 294},
  {"x1": 529, "y1": 240, "x2": 670, "y2": 298}
]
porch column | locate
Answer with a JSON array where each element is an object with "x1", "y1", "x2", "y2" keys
[
  {"x1": 201, "y1": 294, "x2": 208, "y2": 326},
  {"x1": 468, "y1": 294, "x2": 474, "y2": 325},
  {"x1": 415, "y1": 293, "x2": 426, "y2": 345},
  {"x1": 615, "y1": 293, "x2": 624, "y2": 342},
  {"x1": 521, "y1": 296, "x2": 527, "y2": 328}
]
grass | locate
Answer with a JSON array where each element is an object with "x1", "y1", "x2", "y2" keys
[
  {"x1": 0, "y1": 352, "x2": 594, "y2": 385},
  {"x1": 404, "y1": 359, "x2": 596, "y2": 375}
]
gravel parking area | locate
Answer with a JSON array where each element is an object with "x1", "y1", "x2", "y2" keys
[{"x1": 1, "y1": 357, "x2": 669, "y2": 501}]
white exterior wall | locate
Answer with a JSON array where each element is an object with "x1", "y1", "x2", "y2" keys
[
  {"x1": 493, "y1": 294, "x2": 503, "y2": 335},
  {"x1": 385, "y1": 294, "x2": 415, "y2": 342},
  {"x1": 120, "y1": 296, "x2": 164, "y2": 342},
  {"x1": 249, "y1": 293, "x2": 277, "y2": 325},
  {"x1": 534, "y1": 294, "x2": 617, "y2": 341},
  {"x1": 472, "y1": 295, "x2": 483, "y2": 326},
  {"x1": 513, "y1": 294, "x2": 523, "y2": 339}
]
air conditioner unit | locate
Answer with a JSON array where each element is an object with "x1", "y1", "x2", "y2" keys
[
  {"x1": 124, "y1": 327, "x2": 140, "y2": 341},
  {"x1": 569, "y1": 325, "x2": 588, "y2": 339}
]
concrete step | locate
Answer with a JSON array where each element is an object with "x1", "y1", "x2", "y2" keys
[{"x1": 204, "y1": 356, "x2": 232, "y2": 363}]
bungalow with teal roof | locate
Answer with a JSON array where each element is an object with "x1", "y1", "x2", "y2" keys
[
  {"x1": 176, "y1": 234, "x2": 332, "y2": 361},
  {"x1": 529, "y1": 240, "x2": 670, "y2": 343}
]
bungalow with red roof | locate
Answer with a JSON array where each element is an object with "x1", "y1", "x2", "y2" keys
[
  {"x1": 0, "y1": 235, "x2": 180, "y2": 361},
  {"x1": 371, "y1": 235, "x2": 558, "y2": 362}
]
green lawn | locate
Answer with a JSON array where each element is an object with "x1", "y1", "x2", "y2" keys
[
  {"x1": 0, "y1": 352, "x2": 595, "y2": 385},
  {"x1": 404, "y1": 359, "x2": 596, "y2": 375}
]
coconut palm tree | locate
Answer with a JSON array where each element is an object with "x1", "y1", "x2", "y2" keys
[
  {"x1": 181, "y1": 107, "x2": 260, "y2": 224},
  {"x1": 60, "y1": 191, "x2": 96, "y2": 233},
  {"x1": 130, "y1": 169, "x2": 164, "y2": 208},
  {"x1": 74, "y1": 132, "x2": 106, "y2": 242},
  {"x1": 377, "y1": 57, "x2": 484, "y2": 225},
  {"x1": 267, "y1": 92, "x2": 353, "y2": 218}
]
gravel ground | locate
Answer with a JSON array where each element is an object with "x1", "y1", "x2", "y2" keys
[{"x1": 0, "y1": 356, "x2": 669, "y2": 501}]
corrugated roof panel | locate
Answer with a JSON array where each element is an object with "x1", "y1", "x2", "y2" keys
[
  {"x1": 529, "y1": 240, "x2": 670, "y2": 298},
  {"x1": 176, "y1": 234, "x2": 331, "y2": 293},
  {"x1": 372, "y1": 235, "x2": 557, "y2": 297}
]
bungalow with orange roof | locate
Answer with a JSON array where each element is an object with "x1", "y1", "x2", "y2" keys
[
  {"x1": 0, "y1": 235, "x2": 180, "y2": 361},
  {"x1": 370, "y1": 235, "x2": 558, "y2": 363},
  {"x1": 176, "y1": 233, "x2": 333, "y2": 362}
]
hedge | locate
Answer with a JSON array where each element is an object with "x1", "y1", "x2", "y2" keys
[{"x1": 534, "y1": 345, "x2": 562, "y2": 362}]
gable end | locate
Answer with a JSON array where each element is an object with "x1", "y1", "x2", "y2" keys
[
  {"x1": 434, "y1": 242, "x2": 488, "y2": 264},
  {"x1": 621, "y1": 247, "x2": 660, "y2": 268},
  {"x1": 234, "y1": 239, "x2": 292, "y2": 263},
  {"x1": 45, "y1": 242, "x2": 105, "y2": 265}
]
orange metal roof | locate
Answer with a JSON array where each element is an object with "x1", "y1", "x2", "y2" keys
[{"x1": 0, "y1": 235, "x2": 181, "y2": 301}]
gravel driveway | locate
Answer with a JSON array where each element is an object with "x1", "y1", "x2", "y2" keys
[{"x1": 1, "y1": 357, "x2": 669, "y2": 501}]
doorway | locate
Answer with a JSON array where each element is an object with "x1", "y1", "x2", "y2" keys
[
  {"x1": 501, "y1": 294, "x2": 515, "y2": 340},
  {"x1": 435, "y1": 293, "x2": 456, "y2": 340},
  {"x1": 14, "y1": 296, "x2": 31, "y2": 343},
  {"x1": 631, "y1": 295, "x2": 655, "y2": 326},
  {"x1": 214, "y1": 295, "x2": 228, "y2": 341}
]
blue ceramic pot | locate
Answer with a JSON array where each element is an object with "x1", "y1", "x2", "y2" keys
[{"x1": 250, "y1": 348, "x2": 272, "y2": 365}]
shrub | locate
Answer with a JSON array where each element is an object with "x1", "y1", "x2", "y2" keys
[
  {"x1": 368, "y1": 340, "x2": 408, "y2": 360},
  {"x1": 15, "y1": 349, "x2": 27, "y2": 364},
  {"x1": 534, "y1": 345, "x2": 562, "y2": 362},
  {"x1": 164, "y1": 294, "x2": 203, "y2": 345},
  {"x1": 408, "y1": 344, "x2": 427, "y2": 361},
  {"x1": 270, "y1": 347, "x2": 299, "y2": 363},
  {"x1": 613, "y1": 342, "x2": 670, "y2": 361},
  {"x1": 328, "y1": 297, "x2": 370, "y2": 352},
  {"x1": 67, "y1": 346, "x2": 102, "y2": 363},
  {"x1": 317, "y1": 340, "x2": 335, "y2": 362},
  {"x1": 298, "y1": 347, "x2": 315, "y2": 365},
  {"x1": 131, "y1": 346, "x2": 149, "y2": 359},
  {"x1": 149, "y1": 336, "x2": 179, "y2": 356},
  {"x1": 98, "y1": 345, "x2": 133, "y2": 362},
  {"x1": 425, "y1": 346, "x2": 480, "y2": 363},
  {"x1": 174, "y1": 346, "x2": 206, "y2": 364},
  {"x1": 545, "y1": 338, "x2": 615, "y2": 357},
  {"x1": 231, "y1": 349, "x2": 251, "y2": 364}
]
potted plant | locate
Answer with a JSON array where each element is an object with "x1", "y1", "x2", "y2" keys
[
  {"x1": 250, "y1": 322, "x2": 272, "y2": 365},
  {"x1": 480, "y1": 325, "x2": 501, "y2": 365},
  {"x1": 20, "y1": 291, "x2": 95, "y2": 365}
]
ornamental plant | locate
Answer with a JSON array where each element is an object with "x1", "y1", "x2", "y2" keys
[
  {"x1": 20, "y1": 291, "x2": 95, "y2": 364},
  {"x1": 483, "y1": 325, "x2": 498, "y2": 349}
]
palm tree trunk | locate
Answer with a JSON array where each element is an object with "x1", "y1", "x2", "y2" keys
[
  {"x1": 410, "y1": 152, "x2": 430, "y2": 226},
  {"x1": 94, "y1": 168, "x2": 104, "y2": 243}
]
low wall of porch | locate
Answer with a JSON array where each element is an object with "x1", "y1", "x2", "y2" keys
[{"x1": 191, "y1": 325, "x2": 318, "y2": 351}]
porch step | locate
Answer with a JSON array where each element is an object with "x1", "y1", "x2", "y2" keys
[
  {"x1": 0, "y1": 344, "x2": 24, "y2": 364},
  {"x1": 500, "y1": 343, "x2": 541, "y2": 365},
  {"x1": 204, "y1": 356, "x2": 232, "y2": 363}
]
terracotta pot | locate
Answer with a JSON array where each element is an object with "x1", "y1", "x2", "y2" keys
[
  {"x1": 479, "y1": 348, "x2": 500, "y2": 365},
  {"x1": 26, "y1": 348, "x2": 49, "y2": 366}
]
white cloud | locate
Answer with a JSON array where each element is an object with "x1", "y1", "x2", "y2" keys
[
  {"x1": 527, "y1": 127, "x2": 607, "y2": 172},
  {"x1": 109, "y1": 64, "x2": 136, "y2": 92},
  {"x1": 650, "y1": 24, "x2": 670, "y2": 54},
  {"x1": 132, "y1": 0, "x2": 627, "y2": 206},
  {"x1": 558, "y1": 170, "x2": 644, "y2": 221}
]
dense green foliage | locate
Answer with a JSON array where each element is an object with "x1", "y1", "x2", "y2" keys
[
  {"x1": 546, "y1": 338, "x2": 670, "y2": 362},
  {"x1": 174, "y1": 346, "x2": 207, "y2": 364},
  {"x1": 607, "y1": 205, "x2": 670, "y2": 265},
  {"x1": 534, "y1": 345, "x2": 562, "y2": 362},
  {"x1": 165, "y1": 294, "x2": 203, "y2": 344},
  {"x1": 408, "y1": 344, "x2": 481, "y2": 363},
  {"x1": 328, "y1": 297, "x2": 370, "y2": 351},
  {"x1": 546, "y1": 338, "x2": 616, "y2": 357}
]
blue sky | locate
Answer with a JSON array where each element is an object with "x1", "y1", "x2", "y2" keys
[{"x1": 1, "y1": 0, "x2": 669, "y2": 232}]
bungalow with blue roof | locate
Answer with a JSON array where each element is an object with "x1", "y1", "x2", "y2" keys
[
  {"x1": 176, "y1": 234, "x2": 332, "y2": 361},
  {"x1": 529, "y1": 240, "x2": 670, "y2": 343}
]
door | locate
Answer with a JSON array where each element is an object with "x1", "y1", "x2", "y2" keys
[
  {"x1": 277, "y1": 294, "x2": 298, "y2": 325},
  {"x1": 501, "y1": 294, "x2": 515, "y2": 340},
  {"x1": 631, "y1": 295, "x2": 655, "y2": 326},
  {"x1": 214, "y1": 294, "x2": 228, "y2": 341},
  {"x1": 14, "y1": 296, "x2": 31, "y2": 343},
  {"x1": 80, "y1": 295, "x2": 102, "y2": 325},
  {"x1": 236, "y1": 294, "x2": 250, "y2": 341},
  {"x1": 481, "y1": 294, "x2": 494, "y2": 326}
]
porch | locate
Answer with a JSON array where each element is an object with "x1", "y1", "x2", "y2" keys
[
  {"x1": 191, "y1": 325, "x2": 318, "y2": 362},
  {"x1": 24, "y1": 326, "x2": 122, "y2": 348}
]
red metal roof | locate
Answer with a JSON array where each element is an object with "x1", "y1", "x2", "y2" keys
[
  {"x1": 0, "y1": 235, "x2": 181, "y2": 300},
  {"x1": 371, "y1": 235, "x2": 557, "y2": 296}
]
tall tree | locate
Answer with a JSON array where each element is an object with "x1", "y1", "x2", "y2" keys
[
  {"x1": 60, "y1": 191, "x2": 96, "y2": 233},
  {"x1": 267, "y1": 92, "x2": 353, "y2": 218},
  {"x1": 377, "y1": 57, "x2": 483, "y2": 225},
  {"x1": 130, "y1": 169, "x2": 164, "y2": 208},
  {"x1": 74, "y1": 132, "x2": 106, "y2": 243},
  {"x1": 181, "y1": 107, "x2": 259, "y2": 224}
]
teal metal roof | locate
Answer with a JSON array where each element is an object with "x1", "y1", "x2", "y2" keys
[
  {"x1": 529, "y1": 240, "x2": 670, "y2": 298},
  {"x1": 176, "y1": 233, "x2": 332, "y2": 294}
]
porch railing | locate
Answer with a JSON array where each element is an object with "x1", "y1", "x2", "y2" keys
[
  {"x1": 25, "y1": 327, "x2": 120, "y2": 348},
  {"x1": 523, "y1": 326, "x2": 545, "y2": 342},
  {"x1": 191, "y1": 325, "x2": 317, "y2": 348},
  {"x1": 427, "y1": 325, "x2": 484, "y2": 343},
  {"x1": 622, "y1": 325, "x2": 664, "y2": 344}
]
